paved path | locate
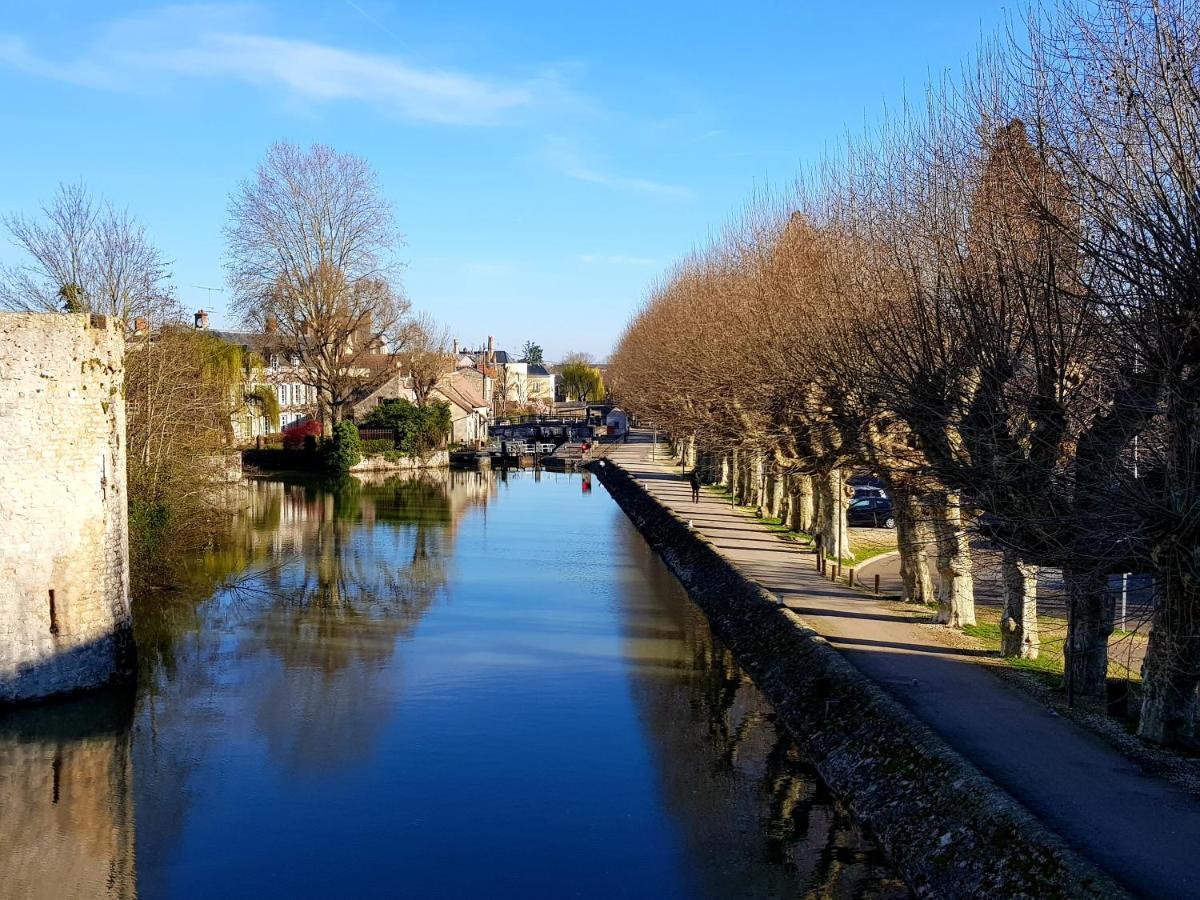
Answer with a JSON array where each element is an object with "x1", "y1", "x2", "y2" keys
[{"x1": 608, "y1": 431, "x2": 1200, "y2": 899}]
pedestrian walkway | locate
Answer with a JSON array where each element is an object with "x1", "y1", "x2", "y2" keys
[{"x1": 607, "y1": 431, "x2": 1200, "y2": 899}]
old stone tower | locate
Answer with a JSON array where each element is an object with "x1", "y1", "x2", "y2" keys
[{"x1": 0, "y1": 313, "x2": 133, "y2": 703}]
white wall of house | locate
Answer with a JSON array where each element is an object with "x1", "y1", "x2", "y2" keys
[
  {"x1": 528, "y1": 373, "x2": 555, "y2": 401},
  {"x1": 501, "y1": 361, "x2": 529, "y2": 403}
]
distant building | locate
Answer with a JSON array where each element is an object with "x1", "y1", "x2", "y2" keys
[
  {"x1": 457, "y1": 336, "x2": 529, "y2": 412},
  {"x1": 354, "y1": 369, "x2": 492, "y2": 447},
  {"x1": 526, "y1": 363, "x2": 556, "y2": 401}
]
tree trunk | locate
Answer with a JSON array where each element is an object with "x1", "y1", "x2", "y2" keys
[
  {"x1": 931, "y1": 492, "x2": 975, "y2": 627},
  {"x1": 749, "y1": 453, "x2": 764, "y2": 512},
  {"x1": 1000, "y1": 550, "x2": 1039, "y2": 659},
  {"x1": 720, "y1": 453, "x2": 730, "y2": 487},
  {"x1": 1063, "y1": 567, "x2": 1113, "y2": 700},
  {"x1": 893, "y1": 489, "x2": 935, "y2": 604},
  {"x1": 815, "y1": 470, "x2": 851, "y2": 561},
  {"x1": 778, "y1": 473, "x2": 792, "y2": 527},
  {"x1": 1138, "y1": 571, "x2": 1200, "y2": 744},
  {"x1": 730, "y1": 449, "x2": 740, "y2": 500},
  {"x1": 791, "y1": 475, "x2": 814, "y2": 534}
]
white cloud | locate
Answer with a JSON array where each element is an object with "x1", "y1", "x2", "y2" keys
[
  {"x1": 578, "y1": 253, "x2": 659, "y2": 266},
  {"x1": 541, "y1": 137, "x2": 692, "y2": 200},
  {"x1": 0, "y1": 4, "x2": 548, "y2": 125},
  {"x1": 563, "y1": 164, "x2": 692, "y2": 199}
]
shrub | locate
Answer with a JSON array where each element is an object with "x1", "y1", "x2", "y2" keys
[
  {"x1": 360, "y1": 398, "x2": 451, "y2": 456},
  {"x1": 361, "y1": 438, "x2": 394, "y2": 455},
  {"x1": 282, "y1": 418, "x2": 322, "y2": 450},
  {"x1": 323, "y1": 420, "x2": 362, "y2": 474}
]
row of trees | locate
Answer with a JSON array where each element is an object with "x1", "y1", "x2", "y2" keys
[{"x1": 610, "y1": 0, "x2": 1200, "y2": 746}]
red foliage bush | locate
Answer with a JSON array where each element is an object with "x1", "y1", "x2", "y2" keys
[{"x1": 282, "y1": 418, "x2": 322, "y2": 450}]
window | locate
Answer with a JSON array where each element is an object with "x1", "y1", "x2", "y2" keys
[{"x1": 277, "y1": 384, "x2": 287, "y2": 405}]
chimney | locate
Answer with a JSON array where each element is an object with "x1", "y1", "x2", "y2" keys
[
  {"x1": 453, "y1": 338, "x2": 459, "y2": 356},
  {"x1": 194, "y1": 309, "x2": 209, "y2": 330},
  {"x1": 265, "y1": 314, "x2": 278, "y2": 334},
  {"x1": 133, "y1": 316, "x2": 148, "y2": 335},
  {"x1": 487, "y1": 335, "x2": 494, "y2": 363}
]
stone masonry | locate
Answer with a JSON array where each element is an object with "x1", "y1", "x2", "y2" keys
[{"x1": 0, "y1": 313, "x2": 133, "y2": 703}]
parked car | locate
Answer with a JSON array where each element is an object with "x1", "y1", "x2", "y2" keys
[
  {"x1": 847, "y1": 497, "x2": 896, "y2": 529},
  {"x1": 852, "y1": 486, "x2": 888, "y2": 501}
]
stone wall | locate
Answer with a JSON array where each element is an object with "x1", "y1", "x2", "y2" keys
[
  {"x1": 0, "y1": 313, "x2": 133, "y2": 703},
  {"x1": 591, "y1": 458, "x2": 1127, "y2": 899}
]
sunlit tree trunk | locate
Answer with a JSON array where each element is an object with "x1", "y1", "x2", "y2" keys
[
  {"x1": 1000, "y1": 550, "x2": 1039, "y2": 659},
  {"x1": 750, "y1": 453, "x2": 764, "y2": 513},
  {"x1": 764, "y1": 466, "x2": 776, "y2": 518},
  {"x1": 931, "y1": 492, "x2": 975, "y2": 627},
  {"x1": 790, "y1": 475, "x2": 814, "y2": 534},
  {"x1": 815, "y1": 470, "x2": 851, "y2": 561},
  {"x1": 893, "y1": 489, "x2": 935, "y2": 604}
]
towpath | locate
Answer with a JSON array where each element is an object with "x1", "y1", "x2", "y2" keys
[{"x1": 606, "y1": 430, "x2": 1200, "y2": 899}]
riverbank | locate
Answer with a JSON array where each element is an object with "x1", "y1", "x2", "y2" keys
[
  {"x1": 594, "y1": 431, "x2": 1200, "y2": 899},
  {"x1": 241, "y1": 447, "x2": 449, "y2": 474}
]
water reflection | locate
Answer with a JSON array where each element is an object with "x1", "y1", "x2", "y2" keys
[
  {"x1": 617, "y1": 526, "x2": 907, "y2": 899},
  {"x1": 0, "y1": 690, "x2": 136, "y2": 900},
  {"x1": 0, "y1": 470, "x2": 904, "y2": 899}
]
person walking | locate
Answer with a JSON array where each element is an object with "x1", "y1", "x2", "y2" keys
[{"x1": 689, "y1": 467, "x2": 702, "y2": 503}]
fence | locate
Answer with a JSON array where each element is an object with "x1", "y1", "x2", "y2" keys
[{"x1": 357, "y1": 427, "x2": 397, "y2": 445}]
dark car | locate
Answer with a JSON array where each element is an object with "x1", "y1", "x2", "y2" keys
[
  {"x1": 852, "y1": 486, "x2": 888, "y2": 501},
  {"x1": 847, "y1": 497, "x2": 896, "y2": 529}
]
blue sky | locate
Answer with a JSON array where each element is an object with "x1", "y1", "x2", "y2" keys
[{"x1": 0, "y1": 2, "x2": 1009, "y2": 359}]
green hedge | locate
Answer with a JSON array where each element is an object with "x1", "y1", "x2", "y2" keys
[
  {"x1": 323, "y1": 421, "x2": 362, "y2": 475},
  {"x1": 359, "y1": 399, "x2": 451, "y2": 456}
]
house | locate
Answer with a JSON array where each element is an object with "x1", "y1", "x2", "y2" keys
[
  {"x1": 458, "y1": 336, "x2": 529, "y2": 412},
  {"x1": 203, "y1": 314, "x2": 317, "y2": 438},
  {"x1": 526, "y1": 363, "x2": 556, "y2": 402},
  {"x1": 353, "y1": 369, "x2": 493, "y2": 447},
  {"x1": 435, "y1": 373, "x2": 492, "y2": 446}
]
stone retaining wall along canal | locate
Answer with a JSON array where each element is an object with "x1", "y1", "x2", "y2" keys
[{"x1": 591, "y1": 458, "x2": 1126, "y2": 899}]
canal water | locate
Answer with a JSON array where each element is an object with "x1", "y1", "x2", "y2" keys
[{"x1": 0, "y1": 471, "x2": 906, "y2": 899}]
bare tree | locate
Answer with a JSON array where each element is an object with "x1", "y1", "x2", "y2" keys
[
  {"x1": 1, "y1": 182, "x2": 172, "y2": 323},
  {"x1": 402, "y1": 313, "x2": 453, "y2": 406},
  {"x1": 224, "y1": 142, "x2": 410, "y2": 425}
]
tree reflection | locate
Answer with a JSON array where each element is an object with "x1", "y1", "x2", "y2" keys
[
  {"x1": 615, "y1": 525, "x2": 907, "y2": 899},
  {"x1": 217, "y1": 472, "x2": 487, "y2": 771}
]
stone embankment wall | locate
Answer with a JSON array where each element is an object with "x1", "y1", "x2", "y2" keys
[
  {"x1": 591, "y1": 459, "x2": 1127, "y2": 899},
  {"x1": 351, "y1": 450, "x2": 450, "y2": 472},
  {"x1": 0, "y1": 313, "x2": 134, "y2": 703}
]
